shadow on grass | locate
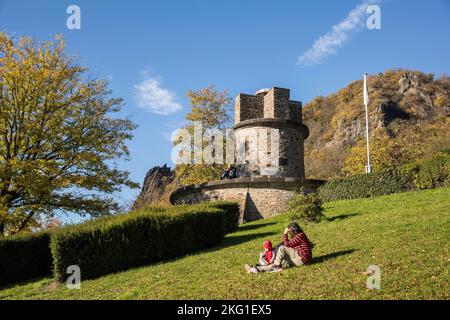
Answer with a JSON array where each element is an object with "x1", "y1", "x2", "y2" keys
[
  {"x1": 326, "y1": 213, "x2": 359, "y2": 222},
  {"x1": 0, "y1": 275, "x2": 49, "y2": 292},
  {"x1": 0, "y1": 231, "x2": 280, "y2": 288},
  {"x1": 236, "y1": 221, "x2": 278, "y2": 233},
  {"x1": 220, "y1": 232, "x2": 278, "y2": 249},
  {"x1": 313, "y1": 249, "x2": 357, "y2": 264}
]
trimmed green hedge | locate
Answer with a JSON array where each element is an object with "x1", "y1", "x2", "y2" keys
[
  {"x1": 207, "y1": 201, "x2": 240, "y2": 233},
  {"x1": 0, "y1": 231, "x2": 53, "y2": 287},
  {"x1": 50, "y1": 203, "x2": 231, "y2": 282},
  {"x1": 319, "y1": 168, "x2": 411, "y2": 202},
  {"x1": 0, "y1": 201, "x2": 239, "y2": 285},
  {"x1": 319, "y1": 153, "x2": 450, "y2": 202}
]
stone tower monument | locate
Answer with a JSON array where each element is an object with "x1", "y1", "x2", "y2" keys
[
  {"x1": 234, "y1": 87, "x2": 309, "y2": 178},
  {"x1": 170, "y1": 86, "x2": 323, "y2": 222}
]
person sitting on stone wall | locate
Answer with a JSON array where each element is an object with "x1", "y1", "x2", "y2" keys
[
  {"x1": 220, "y1": 164, "x2": 237, "y2": 180},
  {"x1": 228, "y1": 165, "x2": 237, "y2": 179},
  {"x1": 245, "y1": 222, "x2": 312, "y2": 273}
]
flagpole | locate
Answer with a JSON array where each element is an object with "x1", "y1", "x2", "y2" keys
[{"x1": 363, "y1": 73, "x2": 372, "y2": 174}]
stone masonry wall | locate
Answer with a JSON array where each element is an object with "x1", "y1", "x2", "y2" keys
[
  {"x1": 170, "y1": 178, "x2": 325, "y2": 222},
  {"x1": 289, "y1": 100, "x2": 302, "y2": 122},
  {"x1": 264, "y1": 87, "x2": 290, "y2": 119},
  {"x1": 172, "y1": 185, "x2": 296, "y2": 221},
  {"x1": 234, "y1": 94, "x2": 264, "y2": 123},
  {"x1": 235, "y1": 88, "x2": 302, "y2": 124},
  {"x1": 234, "y1": 125, "x2": 305, "y2": 178}
]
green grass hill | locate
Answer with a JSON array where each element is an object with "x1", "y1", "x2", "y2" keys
[{"x1": 1, "y1": 187, "x2": 449, "y2": 300}]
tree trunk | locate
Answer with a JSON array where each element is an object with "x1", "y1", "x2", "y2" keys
[{"x1": 17, "y1": 210, "x2": 34, "y2": 233}]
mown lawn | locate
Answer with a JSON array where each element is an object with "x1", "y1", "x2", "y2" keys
[{"x1": 1, "y1": 187, "x2": 449, "y2": 300}]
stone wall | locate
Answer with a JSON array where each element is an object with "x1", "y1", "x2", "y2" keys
[
  {"x1": 263, "y1": 87, "x2": 290, "y2": 119},
  {"x1": 170, "y1": 178, "x2": 325, "y2": 222},
  {"x1": 235, "y1": 87, "x2": 302, "y2": 123},
  {"x1": 289, "y1": 100, "x2": 302, "y2": 122},
  {"x1": 233, "y1": 119, "x2": 308, "y2": 178},
  {"x1": 234, "y1": 94, "x2": 264, "y2": 123}
]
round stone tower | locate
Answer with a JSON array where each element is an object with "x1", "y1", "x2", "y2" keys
[
  {"x1": 233, "y1": 87, "x2": 309, "y2": 178},
  {"x1": 170, "y1": 86, "x2": 324, "y2": 222}
]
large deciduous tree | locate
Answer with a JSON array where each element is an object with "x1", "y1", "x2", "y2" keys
[
  {"x1": 0, "y1": 33, "x2": 138, "y2": 235},
  {"x1": 175, "y1": 85, "x2": 232, "y2": 186}
]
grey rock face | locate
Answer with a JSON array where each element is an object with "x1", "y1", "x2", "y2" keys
[
  {"x1": 399, "y1": 72, "x2": 434, "y2": 110},
  {"x1": 132, "y1": 164, "x2": 174, "y2": 210},
  {"x1": 399, "y1": 72, "x2": 421, "y2": 94},
  {"x1": 323, "y1": 72, "x2": 443, "y2": 149}
]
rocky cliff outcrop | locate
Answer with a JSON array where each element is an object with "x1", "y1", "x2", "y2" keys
[
  {"x1": 303, "y1": 69, "x2": 450, "y2": 178},
  {"x1": 132, "y1": 164, "x2": 174, "y2": 210}
]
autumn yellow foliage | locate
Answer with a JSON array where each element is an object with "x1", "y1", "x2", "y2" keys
[{"x1": 0, "y1": 33, "x2": 137, "y2": 235}]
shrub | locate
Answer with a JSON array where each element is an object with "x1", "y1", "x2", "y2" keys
[
  {"x1": 50, "y1": 203, "x2": 228, "y2": 282},
  {"x1": 319, "y1": 153, "x2": 450, "y2": 202},
  {"x1": 0, "y1": 231, "x2": 53, "y2": 287},
  {"x1": 402, "y1": 153, "x2": 450, "y2": 189},
  {"x1": 319, "y1": 168, "x2": 411, "y2": 202},
  {"x1": 287, "y1": 192, "x2": 324, "y2": 223},
  {"x1": 207, "y1": 201, "x2": 240, "y2": 233}
]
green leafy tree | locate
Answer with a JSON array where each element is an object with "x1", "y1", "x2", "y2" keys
[
  {"x1": 185, "y1": 85, "x2": 231, "y2": 130},
  {"x1": 342, "y1": 137, "x2": 396, "y2": 175},
  {"x1": 0, "y1": 33, "x2": 138, "y2": 235},
  {"x1": 175, "y1": 85, "x2": 232, "y2": 185}
]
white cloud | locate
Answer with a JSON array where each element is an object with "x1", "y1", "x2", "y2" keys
[
  {"x1": 134, "y1": 76, "x2": 182, "y2": 115},
  {"x1": 297, "y1": 0, "x2": 381, "y2": 66}
]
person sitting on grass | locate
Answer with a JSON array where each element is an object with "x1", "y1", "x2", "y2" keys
[
  {"x1": 256, "y1": 240, "x2": 275, "y2": 267},
  {"x1": 245, "y1": 222, "x2": 312, "y2": 273}
]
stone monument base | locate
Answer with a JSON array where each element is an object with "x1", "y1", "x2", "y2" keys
[{"x1": 169, "y1": 177, "x2": 325, "y2": 222}]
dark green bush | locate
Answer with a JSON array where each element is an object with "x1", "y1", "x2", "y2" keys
[
  {"x1": 319, "y1": 153, "x2": 450, "y2": 202},
  {"x1": 0, "y1": 231, "x2": 52, "y2": 287},
  {"x1": 319, "y1": 168, "x2": 411, "y2": 202},
  {"x1": 287, "y1": 192, "x2": 324, "y2": 223},
  {"x1": 50, "y1": 203, "x2": 228, "y2": 282},
  {"x1": 207, "y1": 201, "x2": 240, "y2": 233},
  {"x1": 0, "y1": 201, "x2": 238, "y2": 285}
]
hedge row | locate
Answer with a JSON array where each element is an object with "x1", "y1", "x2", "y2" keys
[
  {"x1": 319, "y1": 153, "x2": 450, "y2": 202},
  {"x1": 51, "y1": 202, "x2": 235, "y2": 281},
  {"x1": 207, "y1": 201, "x2": 240, "y2": 233},
  {"x1": 0, "y1": 231, "x2": 53, "y2": 287},
  {"x1": 0, "y1": 201, "x2": 239, "y2": 286}
]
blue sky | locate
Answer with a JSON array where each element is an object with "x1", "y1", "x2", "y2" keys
[{"x1": 1, "y1": 0, "x2": 450, "y2": 217}]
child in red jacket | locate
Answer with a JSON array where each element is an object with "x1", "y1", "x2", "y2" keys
[
  {"x1": 255, "y1": 240, "x2": 275, "y2": 267},
  {"x1": 245, "y1": 240, "x2": 275, "y2": 273},
  {"x1": 246, "y1": 240, "x2": 284, "y2": 273}
]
